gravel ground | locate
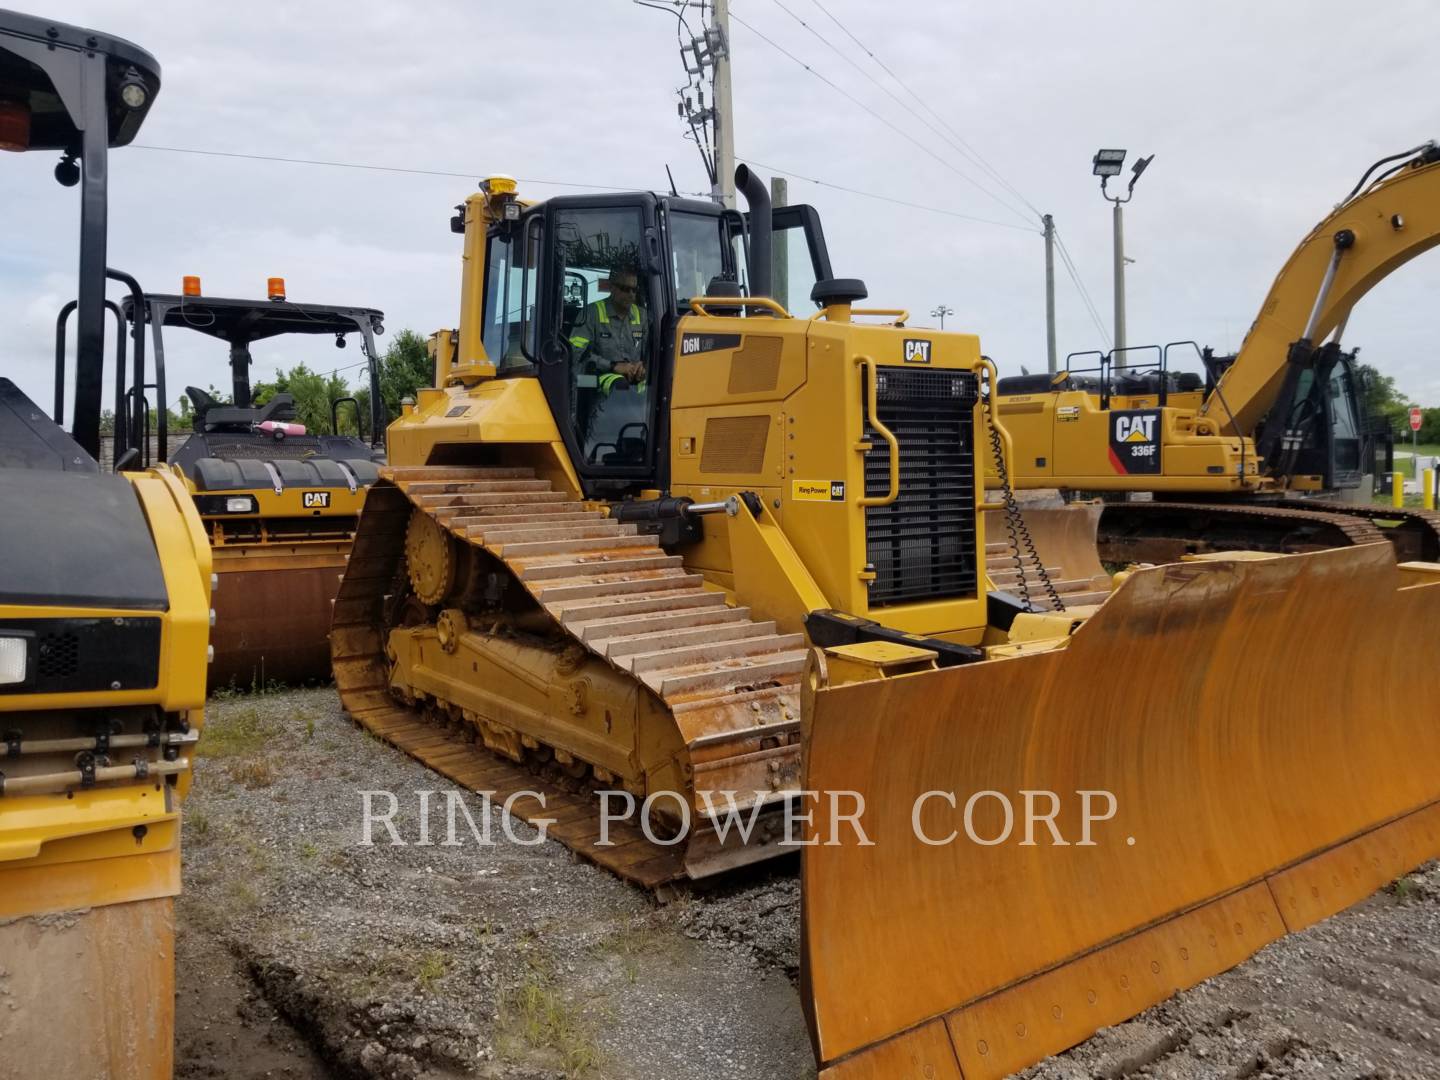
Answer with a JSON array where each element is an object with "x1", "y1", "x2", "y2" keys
[
  {"x1": 177, "y1": 687, "x2": 811, "y2": 1080},
  {"x1": 177, "y1": 687, "x2": 1440, "y2": 1079}
]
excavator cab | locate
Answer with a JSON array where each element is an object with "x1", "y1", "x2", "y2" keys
[{"x1": 0, "y1": 12, "x2": 210, "y2": 1075}]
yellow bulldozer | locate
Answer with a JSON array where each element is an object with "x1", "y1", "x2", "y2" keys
[
  {"x1": 102, "y1": 280, "x2": 388, "y2": 687},
  {"x1": 1, "y1": 11, "x2": 210, "y2": 1076},
  {"x1": 996, "y1": 141, "x2": 1440, "y2": 570},
  {"x1": 331, "y1": 166, "x2": 1440, "y2": 1077}
]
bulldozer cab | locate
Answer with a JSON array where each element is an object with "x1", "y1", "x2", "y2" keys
[{"x1": 480, "y1": 190, "x2": 833, "y2": 495}]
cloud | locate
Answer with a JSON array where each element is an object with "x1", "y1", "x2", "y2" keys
[{"x1": 6, "y1": 0, "x2": 1439, "y2": 420}]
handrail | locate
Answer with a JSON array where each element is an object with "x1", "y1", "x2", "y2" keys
[
  {"x1": 54, "y1": 300, "x2": 126, "y2": 432},
  {"x1": 331, "y1": 395, "x2": 364, "y2": 439},
  {"x1": 688, "y1": 295, "x2": 791, "y2": 318},
  {"x1": 809, "y1": 306, "x2": 911, "y2": 325},
  {"x1": 980, "y1": 357, "x2": 1019, "y2": 508},
  {"x1": 854, "y1": 355, "x2": 900, "y2": 507}
]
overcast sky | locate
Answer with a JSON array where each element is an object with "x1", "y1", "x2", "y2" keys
[{"x1": 4, "y1": 0, "x2": 1439, "y2": 421}]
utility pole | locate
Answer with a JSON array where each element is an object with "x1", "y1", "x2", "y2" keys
[
  {"x1": 1042, "y1": 213, "x2": 1057, "y2": 374},
  {"x1": 931, "y1": 304, "x2": 954, "y2": 330},
  {"x1": 711, "y1": 0, "x2": 735, "y2": 209},
  {"x1": 771, "y1": 175, "x2": 788, "y2": 303}
]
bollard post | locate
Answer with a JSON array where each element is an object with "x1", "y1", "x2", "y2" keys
[
  {"x1": 1426, "y1": 468, "x2": 1436, "y2": 512},
  {"x1": 1393, "y1": 471, "x2": 1406, "y2": 509}
]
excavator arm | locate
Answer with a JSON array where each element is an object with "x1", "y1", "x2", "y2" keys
[{"x1": 1204, "y1": 142, "x2": 1440, "y2": 435}]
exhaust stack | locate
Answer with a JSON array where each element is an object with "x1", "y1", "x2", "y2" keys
[{"x1": 735, "y1": 164, "x2": 772, "y2": 301}]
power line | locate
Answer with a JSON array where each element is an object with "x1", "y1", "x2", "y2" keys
[
  {"x1": 766, "y1": 0, "x2": 1034, "y2": 224},
  {"x1": 1053, "y1": 228, "x2": 1111, "y2": 349},
  {"x1": 727, "y1": 11, "x2": 1035, "y2": 228},
  {"x1": 806, "y1": 0, "x2": 1042, "y2": 219},
  {"x1": 737, "y1": 155, "x2": 1037, "y2": 232},
  {"x1": 132, "y1": 144, "x2": 649, "y2": 192}
]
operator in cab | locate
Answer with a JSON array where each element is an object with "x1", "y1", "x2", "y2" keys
[{"x1": 568, "y1": 265, "x2": 650, "y2": 393}]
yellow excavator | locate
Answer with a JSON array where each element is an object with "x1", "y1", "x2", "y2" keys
[
  {"x1": 1, "y1": 11, "x2": 210, "y2": 1077},
  {"x1": 997, "y1": 141, "x2": 1440, "y2": 566},
  {"x1": 331, "y1": 166, "x2": 1440, "y2": 1077},
  {"x1": 105, "y1": 280, "x2": 387, "y2": 687}
]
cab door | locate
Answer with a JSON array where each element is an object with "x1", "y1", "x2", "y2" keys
[{"x1": 534, "y1": 194, "x2": 664, "y2": 496}]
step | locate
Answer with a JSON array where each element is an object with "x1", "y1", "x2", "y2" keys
[
  {"x1": 518, "y1": 554, "x2": 685, "y2": 582},
  {"x1": 600, "y1": 619, "x2": 779, "y2": 659},
  {"x1": 650, "y1": 651, "x2": 808, "y2": 698},
  {"x1": 535, "y1": 571, "x2": 701, "y2": 603},
  {"x1": 555, "y1": 589, "x2": 725, "y2": 625},
  {"x1": 622, "y1": 633, "x2": 806, "y2": 674},
  {"x1": 573, "y1": 604, "x2": 752, "y2": 644},
  {"x1": 497, "y1": 534, "x2": 657, "y2": 559}
]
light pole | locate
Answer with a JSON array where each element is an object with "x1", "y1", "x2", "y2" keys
[
  {"x1": 1092, "y1": 149, "x2": 1153, "y2": 366},
  {"x1": 931, "y1": 304, "x2": 954, "y2": 330}
]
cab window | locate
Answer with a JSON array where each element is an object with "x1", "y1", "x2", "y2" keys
[
  {"x1": 481, "y1": 221, "x2": 539, "y2": 372},
  {"x1": 551, "y1": 206, "x2": 651, "y2": 468},
  {"x1": 669, "y1": 211, "x2": 727, "y2": 306}
]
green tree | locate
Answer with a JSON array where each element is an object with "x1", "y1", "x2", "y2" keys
[
  {"x1": 1355, "y1": 362, "x2": 1410, "y2": 435},
  {"x1": 252, "y1": 364, "x2": 352, "y2": 434},
  {"x1": 376, "y1": 329, "x2": 433, "y2": 421}
]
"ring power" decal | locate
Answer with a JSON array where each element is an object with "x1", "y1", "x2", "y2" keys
[{"x1": 1108, "y1": 408, "x2": 1162, "y2": 475}]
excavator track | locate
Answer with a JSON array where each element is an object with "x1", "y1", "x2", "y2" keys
[
  {"x1": 331, "y1": 466, "x2": 806, "y2": 888},
  {"x1": 1271, "y1": 498, "x2": 1440, "y2": 562},
  {"x1": 1097, "y1": 499, "x2": 1387, "y2": 564}
]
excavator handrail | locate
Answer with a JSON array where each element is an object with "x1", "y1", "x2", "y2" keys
[
  {"x1": 854, "y1": 354, "x2": 900, "y2": 507},
  {"x1": 688, "y1": 295, "x2": 791, "y2": 318}
]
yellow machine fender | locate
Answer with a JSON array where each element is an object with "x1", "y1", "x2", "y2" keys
[{"x1": 801, "y1": 545, "x2": 1440, "y2": 1079}]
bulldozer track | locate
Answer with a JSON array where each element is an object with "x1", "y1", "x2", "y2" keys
[{"x1": 331, "y1": 466, "x2": 805, "y2": 888}]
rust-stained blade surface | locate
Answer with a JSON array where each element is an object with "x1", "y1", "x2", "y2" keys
[
  {"x1": 802, "y1": 544, "x2": 1440, "y2": 1079},
  {"x1": 211, "y1": 544, "x2": 348, "y2": 688}
]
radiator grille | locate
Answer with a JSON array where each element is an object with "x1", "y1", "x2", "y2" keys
[
  {"x1": 700, "y1": 415, "x2": 770, "y2": 474},
  {"x1": 864, "y1": 367, "x2": 980, "y2": 606},
  {"x1": 37, "y1": 632, "x2": 80, "y2": 678}
]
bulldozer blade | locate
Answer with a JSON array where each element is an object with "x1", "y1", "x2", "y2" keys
[
  {"x1": 801, "y1": 544, "x2": 1440, "y2": 1079},
  {"x1": 210, "y1": 544, "x2": 348, "y2": 689}
]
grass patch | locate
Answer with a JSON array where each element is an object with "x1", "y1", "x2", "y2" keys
[
  {"x1": 416, "y1": 950, "x2": 450, "y2": 991},
  {"x1": 594, "y1": 924, "x2": 657, "y2": 986},
  {"x1": 497, "y1": 949, "x2": 605, "y2": 1076},
  {"x1": 227, "y1": 758, "x2": 276, "y2": 789},
  {"x1": 200, "y1": 705, "x2": 278, "y2": 759}
]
